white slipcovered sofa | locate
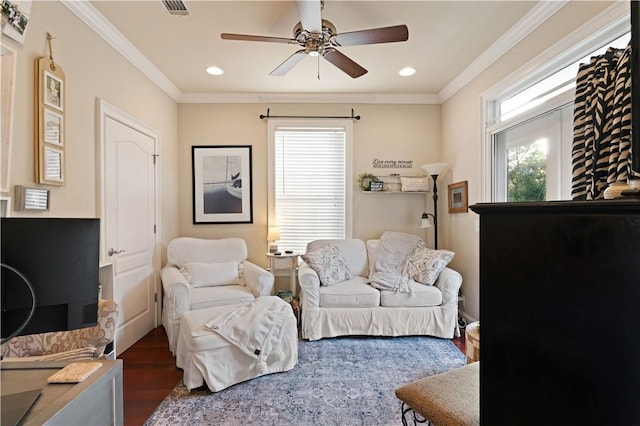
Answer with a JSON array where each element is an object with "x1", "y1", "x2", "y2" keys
[
  {"x1": 298, "y1": 236, "x2": 462, "y2": 341},
  {"x1": 161, "y1": 237, "x2": 274, "y2": 354}
]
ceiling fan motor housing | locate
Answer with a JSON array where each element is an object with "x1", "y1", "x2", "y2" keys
[{"x1": 293, "y1": 19, "x2": 337, "y2": 56}]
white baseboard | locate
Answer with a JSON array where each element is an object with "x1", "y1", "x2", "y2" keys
[{"x1": 459, "y1": 310, "x2": 478, "y2": 324}]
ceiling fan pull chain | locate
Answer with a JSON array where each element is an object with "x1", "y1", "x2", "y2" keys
[{"x1": 317, "y1": 54, "x2": 321, "y2": 80}]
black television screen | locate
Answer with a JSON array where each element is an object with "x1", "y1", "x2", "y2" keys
[{"x1": 1, "y1": 218, "x2": 100, "y2": 340}]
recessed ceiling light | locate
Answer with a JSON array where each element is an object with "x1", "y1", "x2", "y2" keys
[
  {"x1": 206, "y1": 66, "x2": 224, "y2": 76},
  {"x1": 399, "y1": 67, "x2": 416, "y2": 77}
]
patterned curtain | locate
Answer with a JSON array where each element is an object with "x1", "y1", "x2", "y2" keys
[{"x1": 571, "y1": 41, "x2": 632, "y2": 200}]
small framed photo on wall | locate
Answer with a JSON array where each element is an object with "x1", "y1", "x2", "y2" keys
[
  {"x1": 43, "y1": 70, "x2": 63, "y2": 111},
  {"x1": 448, "y1": 180, "x2": 468, "y2": 213}
]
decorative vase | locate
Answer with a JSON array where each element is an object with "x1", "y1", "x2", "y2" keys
[{"x1": 603, "y1": 181, "x2": 632, "y2": 199}]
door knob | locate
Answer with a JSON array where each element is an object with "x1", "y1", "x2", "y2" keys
[{"x1": 108, "y1": 248, "x2": 125, "y2": 256}]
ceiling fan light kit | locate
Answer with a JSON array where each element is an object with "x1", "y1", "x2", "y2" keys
[{"x1": 220, "y1": 0, "x2": 409, "y2": 79}]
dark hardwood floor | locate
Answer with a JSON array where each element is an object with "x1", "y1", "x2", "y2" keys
[
  {"x1": 120, "y1": 326, "x2": 468, "y2": 426},
  {"x1": 119, "y1": 327, "x2": 182, "y2": 426}
]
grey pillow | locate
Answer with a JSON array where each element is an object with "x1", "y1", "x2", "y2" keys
[
  {"x1": 302, "y1": 244, "x2": 352, "y2": 286},
  {"x1": 408, "y1": 246, "x2": 454, "y2": 286}
]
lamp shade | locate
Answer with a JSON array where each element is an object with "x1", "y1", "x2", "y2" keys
[
  {"x1": 421, "y1": 213, "x2": 433, "y2": 229},
  {"x1": 422, "y1": 163, "x2": 448, "y2": 177},
  {"x1": 267, "y1": 227, "x2": 280, "y2": 241}
]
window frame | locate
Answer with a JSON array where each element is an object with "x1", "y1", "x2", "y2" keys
[
  {"x1": 267, "y1": 118, "x2": 354, "y2": 250},
  {"x1": 480, "y1": 3, "x2": 630, "y2": 202}
]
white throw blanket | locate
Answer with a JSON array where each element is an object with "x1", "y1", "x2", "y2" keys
[
  {"x1": 370, "y1": 231, "x2": 423, "y2": 293},
  {"x1": 204, "y1": 297, "x2": 292, "y2": 372}
]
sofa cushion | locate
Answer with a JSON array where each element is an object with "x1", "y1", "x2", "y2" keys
[
  {"x1": 306, "y1": 239, "x2": 368, "y2": 277},
  {"x1": 319, "y1": 277, "x2": 380, "y2": 308},
  {"x1": 409, "y1": 248, "x2": 455, "y2": 286},
  {"x1": 367, "y1": 237, "x2": 454, "y2": 287},
  {"x1": 167, "y1": 237, "x2": 248, "y2": 267},
  {"x1": 190, "y1": 285, "x2": 255, "y2": 311},
  {"x1": 366, "y1": 239, "x2": 380, "y2": 279},
  {"x1": 302, "y1": 244, "x2": 352, "y2": 286},
  {"x1": 380, "y1": 281, "x2": 443, "y2": 307},
  {"x1": 180, "y1": 261, "x2": 241, "y2": 288}
]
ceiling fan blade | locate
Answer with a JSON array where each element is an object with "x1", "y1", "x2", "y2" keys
[
  {"x1": 323, "y1": 48, "x2": 367, "y2": 79},
  {"x1": 221, "y1": 33, "x2": 295, "y2": 44},
  {"x1": 295, "y1": 0, "x2": 322, "y2": 33},
  {"x1": 331, "y1": 24, "x2": 409, "y2": 47},
  {"x1": 270, "y1": 50, "x2": 307, "y2": 76}
]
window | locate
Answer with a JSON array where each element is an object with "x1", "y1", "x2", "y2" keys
[
  {"x1": 493, "y1": 107, "x2": 573, "y2": 201},
  {"x1": 268, "y1": 119, "x2": 353, "y2": 254},
  {"x1": 482, "y1": 7, "x2": 630, "y2": 202}
]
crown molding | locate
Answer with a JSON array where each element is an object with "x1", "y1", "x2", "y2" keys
[
  {"x1": 179, "y1": 92, "x2": 440, "y2": 104},
  {"x1": 63, "y1": 0, "x2": 564, "y2": 106},
  {"x1": 482, "y1": 1, "x2": 629, "y2": 103},
  {"x1": 61, "y1": 0, "x2": 182, "y2": 102},
  {"x1": 438, "y1": 0, "x2": 568, "y2": 103}
]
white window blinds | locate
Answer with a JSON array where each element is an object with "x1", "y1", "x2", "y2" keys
[{"x1": 274, "y1": 127, "x2": 346, "y2": 254}]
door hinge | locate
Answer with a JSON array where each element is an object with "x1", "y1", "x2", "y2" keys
[
  {"x1": 153, "y1": 224, "x2": 157, "y2": 234},
  {"x1": 154, "y1": 293, "x2": 157, "y2": 302},
  {"x1": 152, "y1": 154, "x2": 159, "y2": 165}
]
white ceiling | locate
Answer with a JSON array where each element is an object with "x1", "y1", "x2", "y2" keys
[{"x1": 84, "y1": 1, "x2": 553, "y2": 102}]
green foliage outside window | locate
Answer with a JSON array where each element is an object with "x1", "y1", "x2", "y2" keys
[{"x1": 507, "y1": 144, "x2": 546, "y2": 202}]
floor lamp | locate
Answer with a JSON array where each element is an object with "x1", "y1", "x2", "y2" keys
[{"x1": 421, "y1": 163, "x2": 448, "y2": 249}]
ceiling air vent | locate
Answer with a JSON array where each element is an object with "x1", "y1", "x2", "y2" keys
[{"x1": 161, "y1": 0, "x2": 189, "y2": 16}]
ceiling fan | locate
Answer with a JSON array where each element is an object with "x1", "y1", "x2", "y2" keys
[{"x1": 220, "y1": 0, "x2": 409, "y2": 79}]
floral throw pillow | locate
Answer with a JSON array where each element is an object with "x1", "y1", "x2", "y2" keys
[
  {"x1": 302, "y1": 244, "x2": 352, "y2": 286},
  {"x1": 407, "y1": 245, "x2": 454, "y2": 286}
]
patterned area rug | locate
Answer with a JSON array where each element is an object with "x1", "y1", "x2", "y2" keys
[{"x1": 145, "y1": 336, "x2": 465, "y2": 426}]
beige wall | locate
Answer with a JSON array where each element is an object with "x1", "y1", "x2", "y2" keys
[
  {"x1": 441, "y1": 1, "x2": 616, "y2": 320},
  {"x1": 3, "y1": 1, "x2": 180, "y2": 261},
  {"x1": 178, "y1": 102, "x2": 441, "y2": 268},
  {"x1": 4, "y1": 0, "x2": 619, "y2": 322}
]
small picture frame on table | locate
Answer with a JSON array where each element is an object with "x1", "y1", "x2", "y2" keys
[{"x1": 448, "y1": 180, "x2": 468, "y2": 213}]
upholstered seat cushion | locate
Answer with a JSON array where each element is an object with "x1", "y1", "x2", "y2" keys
[
  {"x1": 189, "y1": 285, "x2": 255, "y2": 311},
  {"x1": 319, "y1": 276, "x2": 380, "y2": 308},
  {"x1": 395, "y1": 362, "x2": 479, "y2": 426},
  {"x1": 176, "y1": 299, "x2": 298, "y2": 392},
  {"x1": 380, "y1": 281, "x2": 442, "y2": 308}
]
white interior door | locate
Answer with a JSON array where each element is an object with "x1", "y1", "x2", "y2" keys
[{"x1": 101, "y1": 101, "x2": 158, "y2": 355}]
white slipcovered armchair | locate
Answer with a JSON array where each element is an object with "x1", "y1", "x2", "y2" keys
[{"x1": 161, "y1": 237, "x2": 274, "y2": 354}]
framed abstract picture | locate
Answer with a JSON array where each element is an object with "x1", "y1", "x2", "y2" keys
[{"x1": 192, "y1": 145, "x2": 253, "y2": 224}]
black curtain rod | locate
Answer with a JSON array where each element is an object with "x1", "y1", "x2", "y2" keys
[{"x1": 259, "y1": 108, "x2": 361, "y2": 120}]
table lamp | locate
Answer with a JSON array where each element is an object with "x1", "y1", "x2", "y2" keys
[{"x1": 267, "y1": 227, "x2": 281, "y2": 254}]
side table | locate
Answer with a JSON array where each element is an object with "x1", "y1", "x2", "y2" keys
[
  {"x1": 265, "y1": 252, "x2": 299, "y2": 296},
  {"x1": 465, "y1": 321, "x2": 480, "y2": 363}
]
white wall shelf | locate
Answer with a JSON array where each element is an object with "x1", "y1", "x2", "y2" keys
[{"x1": 361, "y1": 190, "x2": 428, "y2": 194}]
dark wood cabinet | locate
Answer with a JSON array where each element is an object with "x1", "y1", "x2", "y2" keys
[{"x1": 470, "y1": 199, "x2": 640, "y2": 425}]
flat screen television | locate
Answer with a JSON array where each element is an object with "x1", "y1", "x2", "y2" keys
[{"x1": 1, "y1": 218, "x2": 100, "y2": 341}]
